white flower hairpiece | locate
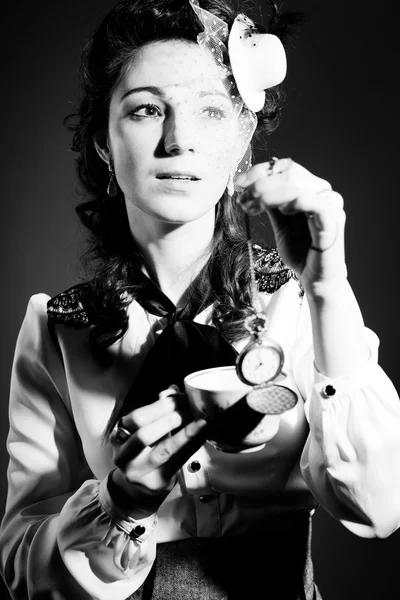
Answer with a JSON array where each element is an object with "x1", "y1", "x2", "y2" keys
[
  {"x1": 228, "y1": 13, "x2": 287, "y2": 112},
  {"x1": 189, "y1": 0, "x2": 287, "y2": 112}
]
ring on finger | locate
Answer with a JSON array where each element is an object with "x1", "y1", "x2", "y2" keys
[
  {"x1": 266, "y1": 156, "x2": 279, "y2": 176},
  {"x1": 267, "y1": 157, "x2": 292, "y2": 176},
  {"x1": 113, "y1": 418, "x2": 132, "y2": 444}
]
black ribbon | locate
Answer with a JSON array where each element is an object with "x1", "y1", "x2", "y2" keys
[
  {"x1": 118, "y1": 269, "x2": 299, "y2": 449},
  {"x1": 120, "y1": 269, "x2": 238, "y2": 417}
]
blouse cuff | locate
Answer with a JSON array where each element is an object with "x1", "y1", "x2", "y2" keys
[
  {"x1": 311, "y1": 327, "x2": 380, "y2": 391},
  {"x1": 301, "y1": 328, "x2": 384, "y2": 423},
  {"x1": 98, "y1": 475, "x2": 157, "y2": 545}
]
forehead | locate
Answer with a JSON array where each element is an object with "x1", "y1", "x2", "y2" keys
[{"x1": 118, "y1": 40, "x2": 228, "y2": 97}]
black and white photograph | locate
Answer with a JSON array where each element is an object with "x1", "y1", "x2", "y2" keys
[{"x1": 1, "y1": 1, "x2": 399, "y2": 598}]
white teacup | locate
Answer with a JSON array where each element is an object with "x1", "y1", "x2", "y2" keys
[{"x1": 184, "y1": 365, "x2": 281, "y2": 452}]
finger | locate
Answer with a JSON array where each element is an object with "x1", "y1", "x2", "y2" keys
[
  {"x1": 236, "y1": 158, "x2": 292, "y2": 188},
  {"x1": 237, "y1": 158, "x2": 331, "y2": 193},
  {"x1": 109, "y1": 418, "x2": 133, "y2": 446},
  {"x1": 279, "y1": 190, "x2": 344, "y2": 221},
  {"x1": 236, "y1": 183, "x2": 333, "y2": 218},
  {"x1": 287, "y1": 191, "x2": 345, "y2": 249},
  {"x1": 114, "y1": 421, "x2": 207, "y2": 488},
  {"x1": 114, "y1": 410, "x2": 186, "y2": 465},
  {"x1": 309, "y1": 208, "x2": 346, "y2": 252},
  {"x1": 147, "y1": 419, "x2": 208, "y2": 476},
  {"x1": 262, "y1": 190, "x2": 345, "y2": 254},
  {"x1": 121, "y1": 387, "x2": 183, "y2": 433},
  {"x1": 238, "y1": 165, "x2": 332, "y2": 210},
  {"x1": 158, "y1": 384, "x2": 180, "y2": 399},
  {"x1": 318, "y1": 188, "x2": 344, "y2": 210},
  {"x1": 236, "y1": 194, "x2": 265, "y2": 216},
  {"x1": 307, "y1": 191, "x2": 345, "y2": 243}
]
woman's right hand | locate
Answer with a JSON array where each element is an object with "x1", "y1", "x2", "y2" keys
[{"x1": 108, "y1": 385, "x2": 207, "y2": 513}]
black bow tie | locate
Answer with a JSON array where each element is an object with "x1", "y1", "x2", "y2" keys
[{"x1": 120, "y1": 269, "x2": 238, "y2": 416}]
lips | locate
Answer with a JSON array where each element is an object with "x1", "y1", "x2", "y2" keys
[{"x1": 156, "y1": 171, "x2": 201, "y2": 181}]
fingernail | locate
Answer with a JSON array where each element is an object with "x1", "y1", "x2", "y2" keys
[
  {"x1": 159, "y1": 384, "x2": 180, "y2": 399},
  {"x1": 186, "y1": 419, "x2": 207, "y2": 436},
  {"x1": 236, "y1": 173, "x2": 247, "y2": 186},
  {"x1": 168, "y1": 384, "x2": 180, "y2": 393}
]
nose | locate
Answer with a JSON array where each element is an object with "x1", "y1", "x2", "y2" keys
[{"x1": 163, "y1": 111, "x2": 196, "y2": 155}]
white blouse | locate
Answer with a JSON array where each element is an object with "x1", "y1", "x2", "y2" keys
[{"x1": 1, "y1": 278, "x2": 400, "y2": 600}]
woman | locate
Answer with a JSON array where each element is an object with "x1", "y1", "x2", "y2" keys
[{"x1": 1, "y1": 0, "x2": 400, "y2": 598}]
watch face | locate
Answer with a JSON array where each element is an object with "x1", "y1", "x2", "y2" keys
[{"x1": 237, "y1": 342, "x2": 283, "y2": 385}]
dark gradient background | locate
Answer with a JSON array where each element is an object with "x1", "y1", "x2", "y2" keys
[{"x1": 1, "y1": 1, "x2": 399, "y2": 598}]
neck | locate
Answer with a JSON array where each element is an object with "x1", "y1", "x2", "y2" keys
[{"x1": 127, "y1": 206, "x2": 216, "y2": 306}]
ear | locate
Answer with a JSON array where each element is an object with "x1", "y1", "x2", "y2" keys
[{"x1": 93, "y1": 131, "x2": 111, "y2": 164}]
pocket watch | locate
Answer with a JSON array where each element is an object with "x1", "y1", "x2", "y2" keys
[
  {"x1": 234, "y1": 205, "x2": 298, "y2": 414},
  {"x1": 236, "y1": 313, "x2": 284, "y2": 386}
]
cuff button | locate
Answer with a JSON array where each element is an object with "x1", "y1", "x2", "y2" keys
[
  {"x1": 321, "y1": 384, "x2": 336, "y2": 398},
  {"x1": 132, "y1": 525, "x2": 146, "y2": 538},
  {"x1": 199, "y1": 495, "x2": 213, "y2": 503},
  {"x1": 189, "y1": 460, "x2": 201, "y2": 473}
]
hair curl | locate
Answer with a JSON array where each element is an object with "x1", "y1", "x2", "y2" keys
[{"x1": 66, "y1": 0, "x2": 304, "y2": 354}]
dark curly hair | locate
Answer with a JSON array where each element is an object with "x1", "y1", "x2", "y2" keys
[{"x1": 66, "y1": 0, "x2": 304, "y2": 353}]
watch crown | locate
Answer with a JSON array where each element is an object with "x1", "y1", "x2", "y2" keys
[{"x1": 244, "y1": 312, "x2": 268, "y2": 336}]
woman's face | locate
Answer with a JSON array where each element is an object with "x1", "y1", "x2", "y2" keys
[{"x1": 105, "y1": 40, "x2": 242, "y2": 224}]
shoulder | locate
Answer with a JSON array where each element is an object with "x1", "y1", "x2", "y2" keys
[
  {"x1": 254, "y1": 245, "x2": 303, "y2": 296},
  {"x1": 21, "y1": 293, "x2": 51, "y2": 332},
  {"x1": 46, "y1": 283, "x2": 94, "y2": 328},
  {"x1": 14, "y1": 293, "x2": 56, "y2": 359}
]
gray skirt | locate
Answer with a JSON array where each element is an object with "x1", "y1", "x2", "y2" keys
[{"x1": 129, "y1": 511, "x2": 322, "y2": 600}]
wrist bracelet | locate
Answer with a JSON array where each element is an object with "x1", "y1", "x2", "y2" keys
[{"x1": 309, "y1": 237, "x2": 338, "y2": 253}]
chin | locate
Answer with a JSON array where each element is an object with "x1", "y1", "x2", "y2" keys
[
  {"x1": 148, "y1": 195, "x2": 219, "y2": 224},
  {"x1": 153, "y1": 207, "x2": 214, "y2": 225},
  {"x1": 126, "y1": 184, "x2": 225, "y2": 224}
]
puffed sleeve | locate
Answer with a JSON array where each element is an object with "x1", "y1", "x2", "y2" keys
[
  {"x1": 292, "y1": 294, "x2": 400, "y2": 539},
  {"x1": 0, "y1": 295, "x2": 157, "y2": 600}
]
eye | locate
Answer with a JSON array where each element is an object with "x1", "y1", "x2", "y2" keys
[
  {"x1": 202, "y1": 106, "x2": 227, "y2": 120},
  {"x1": 128, "y1": 104, "x2": 163, "y2": 119}
]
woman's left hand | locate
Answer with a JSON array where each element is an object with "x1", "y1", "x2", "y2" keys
[{"x1": 235, "y1": 158, "x2": 347, "y2": 291}]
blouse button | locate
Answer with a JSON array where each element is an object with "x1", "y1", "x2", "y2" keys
[
  {"x1": 199, "y1": 495, "x2": 213, "y2": 503},
  {"x1": 189, "y1": 460, "x2": 201, "y2": 473},
  {"x1": 321, "y1": 384, "x2": 336, "y2": 398}
]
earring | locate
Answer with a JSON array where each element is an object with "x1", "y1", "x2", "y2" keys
[
  {"x1": 227, "y1": 173, "x2": 235, "y2": 197},
  {"x1": 107, "y1": 159, "x2": 118, "y2": 197}
]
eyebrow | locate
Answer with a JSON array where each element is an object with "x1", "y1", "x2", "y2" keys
[
  {"x1": 120, "y1": 85, "x2": 230, "y2": 102},
  {"x1": 121, "y1": 86, "x2": 166, "y2": 101}
]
